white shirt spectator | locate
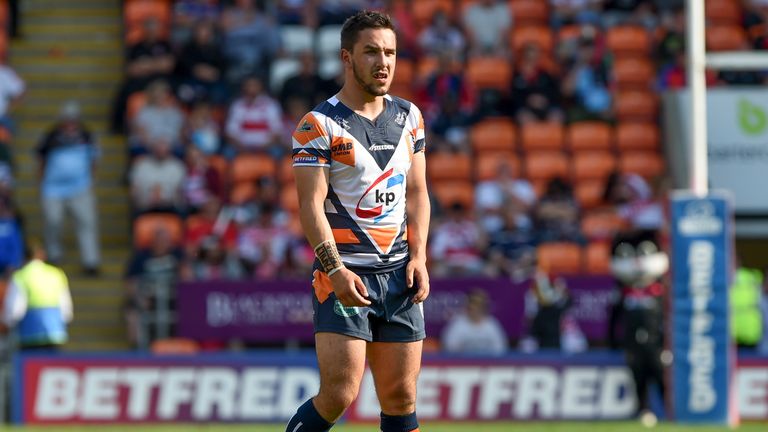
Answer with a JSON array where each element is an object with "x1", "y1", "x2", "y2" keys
[
  {"x1": 463, "y1": 0, "x2": 512, "y2": 54},
  {"x1": 476, "y1": 177, "x2": 536, "y2": 232},
  {"x1": 0, "y1": 65, "x2": 25, "y2": 118},
  {"x1": 135, "y1": 105, "x2": 185, "y2": 144},
  {"x1": 130, "y1": 155, "x2": 186, "y2": 210},
  {"x1": 442, "y1": 313, "x2": 509, "y2": 355},
  {"x1": 226, "y1": 94, "x2": 283, "y2": 150}
]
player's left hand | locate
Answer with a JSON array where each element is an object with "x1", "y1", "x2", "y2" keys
[{"x1": 406, "y1": 259, "x2": 430, "y2": 303}]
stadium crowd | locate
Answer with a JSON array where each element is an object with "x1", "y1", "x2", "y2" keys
[{"x1": 3, "y1": 0, "x2": 768, "y2": 351}]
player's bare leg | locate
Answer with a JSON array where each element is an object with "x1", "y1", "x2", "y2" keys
[
  {"x1": 368, "y1": 340, "x2": 423, "y2": 431},
  {"x1": 285, "y1": 333, "x2": 366, "y2": 431}
]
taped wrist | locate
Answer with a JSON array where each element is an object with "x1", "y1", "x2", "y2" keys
[{"x1": 314, "y1": 240, "x2": 344, "y2": 275}]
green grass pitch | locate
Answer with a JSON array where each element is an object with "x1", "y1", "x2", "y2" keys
[{"x1": 0, "y1": 422, "x2": 763, "y2": 431}]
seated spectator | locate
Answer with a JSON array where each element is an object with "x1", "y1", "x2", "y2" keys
[
  {"x1": 0, "y1": 57, "x2": 25, "y2": 133},
  {"x1": 486, "y1": 205, "x2": 537, "y2": 281},
  {"x1": 220, "y1": 0, "x2": 280, "y2": 87},
  {"x1": 657, "y1": 49, "x2": 717, "y2": 90},
  {"x1": 602, "y1": 0, "x2": 659, "y2": 29},
  {"x1": 656, "y1": 8, "x2": 685, "y2": 67},
  {"x1": 317, "y1": 0, "x2": 367, "y2": 26},
  {"x1": 463, "y1": 0, "x2": 512, "y2": 57},
  {"x1": 420, "y1": 51, "x2": 475, "y2": 123},
  {"x1": 418, "y1": 11, "x2": 466, "y2": 59},
  {"x1": 534, "y1": 177, "x2": 584, "y2": 244},
  {"x1": 428, "y1": 94, "x2": 473, "y2": 153},
  {"x1": 385, "y1": 0, "x2": 419, "y2": 59},
  {"x1": 181, "y1": 234, "x2": 245, "y2": 281},
  {"x1": 129, "y1": 139, "x2": 187, "y2": 215},
  {"x1": 185, "y1": 197, "x2": 238, "y2": 258},
  {"x1": 279, "y1": 52, "x2": 335, "y2": 108},
  {"x1": 550, "y1": 0, "x2": 602, "y2": 29},
  {"x1": 0, "y1": 194, "x2": 23, "y2": 277},
  {"x1": 562, "y1": 36, "x2": 612, "y2": 121},
  {"x1": 523, "y1": 270, "x2": 572, "y2": 350},
  {"x1": 236, "y1": 204, "x2": 293, "y2": 279},
  {"x1": 475, "y1": 160, "x2": 536, "y2": 234},
  {"x1": 429, "y1": 202, "x2": 487, "y2": 276},
  {"x1": 184, "y1": 100, "x2": 222, "y2": 155},
  {"x1": 171, "y1": 0, "x2": 221, "y2": 47},
  {"x1": 276, "y1": 0, "x2": 319, "y2": 27},
  {"x1": 510, "y1": 44, "x2": 564, "y2": 124},
  {"x1": 233, "y1": 176, "x2": 288, "y2": 225},
  {"x1": 176, "y1": 20, "x2": 228, "y2": 105},
  {"x1": 441, "y1": 288, "x2": 509, "y2": 355},
  {"x1": 183, "y1": 146, "x2": 224, "y2": 213},
  {"x1": 616, "y1": 174, "x2": 665, "y2": 230},
  {"x1": 282, "y1": 97, "x2": 312, "y2": 149},
  {"x1": 37, "y1": 101, "x2": 101, "y2": 274},
  {"x1": 123, "y1": 226, "x2": 183, "y2": 347},
  {"x1": 111, "y1": 17, "x2": 176, "y2": 133},
  {"x1": 225, "y1": 76, "x2": 284, "y2": 158},
  {"x1": 130, "y1": 80, "x2": 185, "y2": 157}
]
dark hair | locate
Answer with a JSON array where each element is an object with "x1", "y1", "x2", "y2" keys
[{"x1": 340, "y1": 10, "x2": 395, "y2": 52}]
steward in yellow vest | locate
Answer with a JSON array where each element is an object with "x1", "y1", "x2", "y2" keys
[{"x1": 731, "y1": 267, "x2": 763, "y2": 348}]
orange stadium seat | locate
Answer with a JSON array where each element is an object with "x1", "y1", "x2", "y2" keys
[
  {"x1": 124, "y1": 0, "x2": 172, "y2": 27},
  {"x1": 231, "y1": 154, "x2": 277, "y2": 184},
  {"x1": 133, "y1": 213, "x2": 184, "y2": 249},
  {"x1": 475, "y1": 152, "x2": 522, "y2": 181},
  {"x1": 613, "y1": 57, "x2": 654, "y2": 90},
  {"x1": 619, "y1": 151, "x2": 665, "y2": 178},
  {"x1": 706, "y1": 25, "x2": 748, "y2": 51},
  {"x1": 280, "y1": 184, "x2": 300, "y2": 213},
  {"x1": 557, "y1": 24, "x2": 584, "y2": 44},
  {"x1": 616, "y1": 122, "x2": 660, "y2": 151},
  {"x1": 572, "y1": 151, "x2": 617, "y2": 181},
  {"x1": 615, "y1": 91, "x2": 658, "y2": 121},
  {"x1": 427, "y1": 152, "x2": 472, "y2": 182},
  {"x1": 278, "y1": 156, "x2": 295, "y2": 185},
  {"x1": 469, "y1": 117, "x2": 517, "y2": 152},
  {"x1": 537, "y1": 242, "x2": 583, "y2": 274},
  {"x1": 392, "y1": 57, "x2": 414, "y2": 89},
  {"x1": 412, "y1": 0, "x2": 453, "y2": 25},
  {"x1": 705, "y1": 0, "x2": 742, "y2": 25},
  {"x1": 508, "y1": 0, "x2": 549, "y2": 25},
  {"x1": 229, "y1": 182, "x2": 257, "y2": 205},
  {"x1": 581, "y1": 210, "x2": 626, "y2": 241},
  {"x1": 606, "y1": 26, "x2": 651, "y2": 56},
  {"x1": 511, "y1": 26, "x2": 555, "y2": 54},
  {"x1": 567, "y1": 121, "x2": 612, "y2": 151},
  {"x1": 574, "y1": 180, "x2": 606, "y2": 209},
  {"x1": 207, "y1": 155, "x2": 229, "y2": 187},
  {"x1": 521, "y1": 121, "x2": 564, "y2": 151},
  {"x1": 466, "y1": 57, "x2": 513, "y2": 92},
  {"x1": 584, "y1": 241, "x2": 612, "y2": 274},
  {"x1": 431, "y1": 180, "x2": 474, "y2": 209},
  {"x1": 416, "y1": 56, "x2": 440, "y2": 82},
  {"x1": 524, "y1": 151, "x2": 569, "y2": 181},
  {"x1": 151, "y1": 338, "x2": 200, "y2": 355}
]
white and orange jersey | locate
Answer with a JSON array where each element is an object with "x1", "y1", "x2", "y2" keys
[{"x1": 292, "y1": 95, "x2": 426, "y2": 272}]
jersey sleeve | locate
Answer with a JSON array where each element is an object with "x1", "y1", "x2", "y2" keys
[
  {"x1": 292, "y1": 112, "x2": 331, "y2": 168},
  {"x1": 412, "y1": 107, "x2": 426, "y2": 154}
]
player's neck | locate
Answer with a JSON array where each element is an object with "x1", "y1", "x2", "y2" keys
[{"x1": 337, "y1": 85, "x2": 385, "y2": 121}]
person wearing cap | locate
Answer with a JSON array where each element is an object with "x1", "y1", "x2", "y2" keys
[
  {"x1": 37, "y1": 100, "x2": 101, "y2": 276},
  {"x1": 3, "y1": 241, "x2": 73, "y2": 350}
]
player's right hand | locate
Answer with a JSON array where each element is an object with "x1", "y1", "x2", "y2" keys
[{"x1": 329, "y1": 268, "x2": 371, "y2": 307}]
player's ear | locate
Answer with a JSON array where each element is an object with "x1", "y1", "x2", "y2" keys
[{"x1": 341, "y1": 48, "x2": 352, "y2": 67}]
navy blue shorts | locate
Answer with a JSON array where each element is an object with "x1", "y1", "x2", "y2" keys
[{"x1": 311, "y1": 264, "x2": 426, "y2": 342}]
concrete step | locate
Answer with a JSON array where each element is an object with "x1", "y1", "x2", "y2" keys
[
  {"x1": 19, "y1": 70, "x2": 122, "y2": 84},
  {"x1": 67, "y1": 322, "x2": 124, "y2": 338},
  {"x1": 15, "y1": 63, "x2": 122, "y2": 75},
  {"x1": 24, "y1": 7, "x2": 121, "y2": 19},
  {"x1": 12, "y1": 55, "x2": 123, "y2": 68},
  {"x1": 23, "y1": 22, "x2": 122, "y2": 36},
  {"x1": 23, "y1": 15, "x2": 121, "y2": 26},
  {"x1": 13, "y1": 150, "x2": 127, "y2": 168},
  {"x1": 25, "y1": 0, "x2": 122, "y2": 8},
  {"x1": 15, "y1": 120, "x2": 114, "y2": 136}
]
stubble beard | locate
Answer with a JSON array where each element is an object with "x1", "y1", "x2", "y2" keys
[{"x1": 352, "y1": 61, "x2": 388, "y2": 97}]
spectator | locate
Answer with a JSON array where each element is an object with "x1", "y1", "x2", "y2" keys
[
  {"x1": 420, "y1": 51, "x2": 475, "y2": 122},
  {"x1": 236, "y1": 204, "x2": 293, "y2": 279},
  {"x1": 656, "y1": 8, "x2": 685, "y2": 67},
  {"x1": 614, "y1": 174, "x2": 665, "y2": 230},
  {"x1": 184, "y1": 99, "x2": 222, "y2": 155},
  {"x1": 275, "y1": 0, "x2": 319, "y2": 27},
  {"x1": 525, "y1": 270, "x2": 572, "y2": 350},
  {"x1": 130, "y1": 79, "x2": 185, "y2": 157},
  {"x1": 486, "y1": 205, "x2": 537, "y2": 280},
  {"x1": 417, "y1": 11, "x2": 466, "y2": 59},
  {"x1": 534, "y1": 177, "x2": 584, "y2": 244},
  {"x1": 220, "y1": 0, "x2": 280, "y2": 87},
  {"x1": 562, "y1": 36, "x2": 612, "y2": 121},
  {"x1": 176, "y1": 20, "x2": 228, "y2": 105},
  {"x1": 475, "y1": 160, "x2": 536, "y2": 234},
  {"x1": 463, "y1": 0, "x2": 512, "y2": 57},
  {"x1": 282, "y1": 97, "x2": 312, "y2": 149},
  {"x1": 429, "y1": 202, "x2": 487, "y2": 276},
  {"x1": 386, "y1": 0, "x2": 419, "y2": 59},
  {"x1": 428, "y1": 94, "x2": 473, "y2": 153},
  {"x1": 37, "y1": 101, "x2": 101, "y2": 275},
  {"x1": 170, "y1": 0, "x2": 221, "y2": 47},
  {"x1": 317, "y1": 0, "x2": 367, "y2": 26},
  {"x1": 279, "y1": 51, "x2": 333, "y2": 108},
  {"x1": 0, "y1": 57, "x2": 25, "y2": 133},
  {"x1": 510, "y1": 44, "x2": 564, "y2": 124},
  {"x1": 761, "y1": 274, "x2": 768, "y2": 354},
  {"x1": 129, "y1": 138, "x2": 186, "y2": 215},
  {"x1": 111, "y1": 17, "x2": 176, "y2": 134},
  {"x1": 441, "y1": 288, "x2": 509, "y2": 355},
  {"x1": 3, "y1": 241, "x2": 73, "y2": 351},
  {"x1": 185, "y1": 197, "x2": 238, "y2": 258},
  {"x1": 123, "y1": 227, "x2": 183, "y2": 347},
  {"x1": 550, "y1": 0, "x2": 602, "y2": 29},
  {"x1": 731, "y1": 263, "x2": 764, "y2": 349},
  {"x1": 0, "y1": 194, "x2": 23, "y2": 277},
  {"x1": 225, "y1": 75, "x2": 284, "y2": 157},
  {"x1": 183, "y1": 146, "x2": 224, "y2": 213},
  {"x1": 181, "y1": 234, "x2": 245, "y2": 281}
]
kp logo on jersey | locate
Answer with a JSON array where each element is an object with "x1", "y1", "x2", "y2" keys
[{"x1": 356, "y1": 168, "x2": 404, "y2": 223}]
